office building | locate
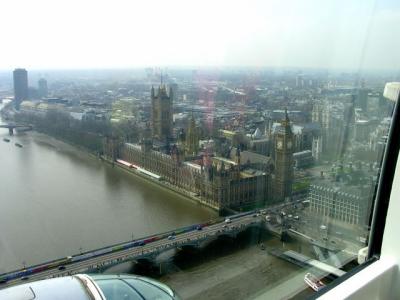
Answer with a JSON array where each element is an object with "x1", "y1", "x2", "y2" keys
[
  {"x1": 13, "y1": 68, "x2": 29, "y2": 110},
  {"x1": 38, "y1": 78, "x2": 48, "y2": 98}
]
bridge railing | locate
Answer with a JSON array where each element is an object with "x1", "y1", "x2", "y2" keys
[
  {"x1": 0, "y1": 209, "x2": 261, "y2": 282},
  {"x1": 0, "y1": 124, "x2": 33, "y2": 128},
  {"x1": 0, "y1": 215, "x2": 223, "y2": 280}
]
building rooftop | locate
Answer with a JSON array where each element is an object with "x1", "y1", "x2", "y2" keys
[
  {"x1": 241, "y1": 168, "x2": 266, "y2": 177},
  {"x1": 229, "y1": 149, "x2": 272, "y2": 166},
  {"x1": 213, "y1": 156, "x2": 237, "y2": 166}
]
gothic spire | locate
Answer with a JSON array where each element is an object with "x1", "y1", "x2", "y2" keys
[{"x1": 284, "y1": 107, "x2": 289, "y2": 122}]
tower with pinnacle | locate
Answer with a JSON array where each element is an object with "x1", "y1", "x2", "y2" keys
[
  {"x1": 151, "y1": 84, "x2": 173, "y2": 142},
  {"x1": 274, "y1": 109, "x2": 294, "y2": 202},
  {"x1": 141, "y1": 122, "x2": 153, "y2": 152}
]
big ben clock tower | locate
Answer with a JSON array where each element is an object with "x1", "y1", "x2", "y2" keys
[{"x1": 274, "y1": 109, "x2": 294, "y2": 202}]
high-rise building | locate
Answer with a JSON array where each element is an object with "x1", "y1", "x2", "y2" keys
[
  {"x1": 38, "y1": 78, "x2": 48, "y2": 98},
  {"x1": 274, "y1": 109, "x2": 294, "y2": 202},
  {"x1": 151, "y1": 85, "x2": 173, "y2": 142},
  {"x1": 13, "y1": 68, "x2": 29, "y2": 110},
  {"x1": 356, "y1": 88, "x2": 369, "y2": 112},
  {"x1": 312, "y1": 135, "x2": 322, "y2": 162},
  {"x1": 295, "y1": 74, "x2": 304, "y2": 88},
  {"x1": 169, "y1": 83, "x2": 178, "y2": 102},
  {"x1": 337, "y1": 100, "x2": 356, "y2": 161}
]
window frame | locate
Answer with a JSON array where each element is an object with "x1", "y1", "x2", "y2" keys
[{"x1": 309, "y1": 92, "x2": 400, "y2": 298}]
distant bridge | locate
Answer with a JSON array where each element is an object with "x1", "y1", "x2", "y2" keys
[
  {"x1": 0, "y1": 123, "x2": 33, "y2": 135},
  {"x1": 0, "y1": 211, "x2": 268, "y2": 289}
]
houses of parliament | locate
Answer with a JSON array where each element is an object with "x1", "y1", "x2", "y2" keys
[{"x1": 104, "y1": 85, "x2": 294, "y2": 211}]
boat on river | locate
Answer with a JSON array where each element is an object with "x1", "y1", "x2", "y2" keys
[
  {"x1": 3, "y1": 138, "x2": 10, "y2": 142},
  {"x1": 15, "y1": 143, "x2": 23, "y2": 148}
]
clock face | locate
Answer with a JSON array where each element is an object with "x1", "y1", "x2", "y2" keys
[{"x1": 277, "y1": 140, "x2": 283, "y2": 149}]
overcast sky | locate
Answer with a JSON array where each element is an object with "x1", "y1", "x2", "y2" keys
[{"x1": 1, "y1": 0, "x2": 399, "y2": 71}]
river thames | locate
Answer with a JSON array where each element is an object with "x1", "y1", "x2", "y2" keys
[{"x1": 0, "y1": 105, "x2": 216, "y2": 273}]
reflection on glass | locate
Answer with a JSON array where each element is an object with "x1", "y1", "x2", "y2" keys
[{"x1": 0, "y1": 0, "x2": 399, "y2": 299}]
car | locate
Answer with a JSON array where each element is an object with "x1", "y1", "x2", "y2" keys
[
  {"x1": 196, "y1": 226, "x2": 203, "y2": 231},
  {"x1": 0, "y1": 279, "x2": 7, "y2": 284},
  {"x1": 58, "y1": 265, "x2": 66, "y2": 270},
  {"x1": 223, "y1": 224, "x2": 228, "y2": 228},
  {"x1": 320, "y1": 225, "x2": 327, "y2": 230},
  {"x1": 225, "y1": 218, "x2": 231, "y2": 223},
  {"x1": 167, "y1": 235, "x2": 175, "y2": 240},
  {"x1": 21, "y1": 277, "x2": 29, "y2": 281},
  {"x1": 288, "y1": 214, "x2": 293, "y2": 218},
  {"x1": 265, "y1": 215, "x2": 271, "y2": 222},
  {"x1": 294, "y1": 215, "x2": 299, "y2": 220}
]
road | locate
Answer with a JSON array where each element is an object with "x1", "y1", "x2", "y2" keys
[{"x1": 1, "y1": 213, "x2": 266, "y2": 289}]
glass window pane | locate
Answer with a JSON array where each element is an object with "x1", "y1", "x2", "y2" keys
[
  {"x1": 124, "y1": 279, "x2": 173, "y2": 300},
  {"x1": 0, "y1": 0, "x2": 399, "y2": 299},
  {"x1": 95, "y1": 279, "x2": 142, "y2": 300}
]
